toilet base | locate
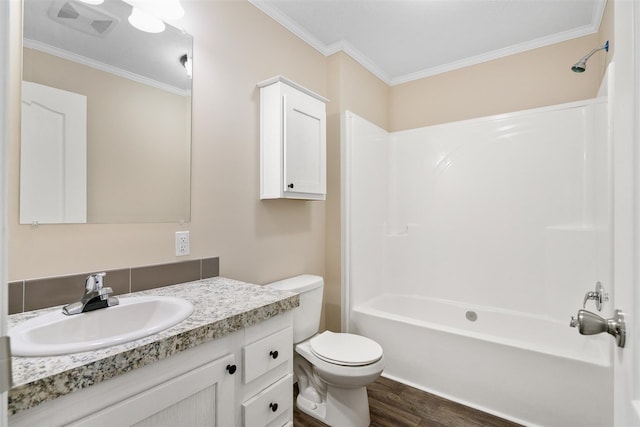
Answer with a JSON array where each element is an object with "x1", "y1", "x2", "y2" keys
[{"x1": 296, "y1": 384, "x2": 371, "y2": 427}]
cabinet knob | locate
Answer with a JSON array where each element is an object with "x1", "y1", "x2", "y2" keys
[
  {"x1": 287, "y1": 183, "x2": 294, "y2": 189},
  {"x1": 269, "y1": 402, "x2": 279, "y2": 412},
  {"x1": 269, "y1": 350, "x2": 279, "y2": 359},
  {"x1": 226, "y1": 364, "x2": 237, "y2": 375}
]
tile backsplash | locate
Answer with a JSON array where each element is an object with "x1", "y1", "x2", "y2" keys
[{"x1": 8, "y1": 257, "x2": 219, "y2": 314}]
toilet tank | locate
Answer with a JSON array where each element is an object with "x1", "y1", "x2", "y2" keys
[{"x1": 266, "y1": 275, "x2": 324, "y2": 343}]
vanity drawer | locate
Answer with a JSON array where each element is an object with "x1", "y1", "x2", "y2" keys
[
  {"x1": 244, "y1": 311, "x2": 292, "y2": 344},
  {"x1": 242, "y1": 327, "x2": 292, "y2": 383},
  {"x1": 242, "y1": 374, "x2": 293, "y2": 427}
]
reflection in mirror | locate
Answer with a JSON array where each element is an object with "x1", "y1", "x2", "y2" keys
[{"x1": 21, "y1": 0, "x2": 192, "y2": 224}]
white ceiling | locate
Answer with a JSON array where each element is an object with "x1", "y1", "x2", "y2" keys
[{"x1": 249, "y1": 0, "x2": 606, "y2": 86}]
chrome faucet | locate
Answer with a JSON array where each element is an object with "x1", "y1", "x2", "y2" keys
[{"x1": 62, "y1": 272, "x2": 119, "y2": 315}]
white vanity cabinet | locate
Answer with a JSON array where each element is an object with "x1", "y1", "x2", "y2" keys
[
  {"x1": 239, "y1": 312, "x2": 294, "y2": 427},
  {"x1": 258, "y1": 76, "x2": 328, "y2": 201},
  {"x1": 9, "y1": 311, "x2": 295, "y2": 427},
  {"x1": 72, "y1": 352, "x2": 237, "y2": 427},
  {"x1": 9, "y1": 333, "x2": 242, "y2": 427}
]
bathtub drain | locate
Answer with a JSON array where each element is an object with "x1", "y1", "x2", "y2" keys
[{"x1": 465, "y1": 311, "x2": 478, "y2": 322}]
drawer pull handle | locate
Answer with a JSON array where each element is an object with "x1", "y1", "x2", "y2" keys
[
  {"x1": 269, "y1": 402, "x2": 279, "y2": 412},
  {"x1": 269, "y1": 350, "x2": 279, "y2": 359},
  {"x1": 226, "y1": 364, "x2": 237, "y2": 375}
]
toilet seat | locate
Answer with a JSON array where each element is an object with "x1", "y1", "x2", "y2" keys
[{"x1": 309, "y1": 331, "x2": 383, "y2": 366}]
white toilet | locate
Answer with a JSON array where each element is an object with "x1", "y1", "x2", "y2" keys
[{"x1": 267, "y1": 274, "x2": 384, "y2": 427}]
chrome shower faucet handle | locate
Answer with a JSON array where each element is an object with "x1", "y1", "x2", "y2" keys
[{"x1": 583, "y1": 282, "x2": 608, "y2": 312}]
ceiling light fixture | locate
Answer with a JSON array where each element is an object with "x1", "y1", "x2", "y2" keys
[
  {"x1": 76, "y1": 0, "x2": 105, "y2": 5},
  {"x1": 153, "y1": 0, "x2": 185, "y2": 21},
  {"x1": 123, "y1": 0, "x2": 184, "y2": 31},
  {"x1": 124, "y1": 0, "x2": 184, "y2": 33},
  {"x1": 128, "y1": 7, "x2": 165, "y2": 34}
]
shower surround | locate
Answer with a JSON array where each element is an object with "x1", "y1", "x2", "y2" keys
[{"x1": 342, "y1": 99, "x2": 612, "y2": 427}]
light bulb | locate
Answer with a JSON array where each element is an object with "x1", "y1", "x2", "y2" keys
[
  {"x1": 123, "y1": 0, "x2": 184, "y2": 22},
  {"x1": 155, "y1": 0, "x2": 185, "y2": 21},
  {"x1": 128, "y1": 7, "x2": 165, "y2": 33}
]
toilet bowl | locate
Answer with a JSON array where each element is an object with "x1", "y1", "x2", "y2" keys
[
  {"x1": 267, "y1": 275, "x2": 384, "y2": 427},
  {"x1": 299, "y1": 331, "x2": 384, "y2": 386}
]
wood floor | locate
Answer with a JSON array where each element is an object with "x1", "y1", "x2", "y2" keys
[{"x1": 293, "y1": 376, "x2": 522, "y2": 427}]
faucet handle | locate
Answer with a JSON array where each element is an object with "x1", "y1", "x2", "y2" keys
[
  {"x1": 97, "y1": 287, "x2": 114, "y2": 300},
  {"x1": 583, "y1": 282, "x2": 608, "y2": 311},
  {"x1": 583, "y1": 291, "x2": 598, "y2": 308},
  {"x1": 85, "y1": 272, "x2": 106, "y2": 292}
]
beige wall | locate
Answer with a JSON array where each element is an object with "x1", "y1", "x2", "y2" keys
[
  {"x1": 23, "y1": 48, "x2": 191, "y2": 223},
  {"x1": 327, "y1": 52, "x2": 390, "y2": 131},
  {"x1": 389, "y1": 33, "x2": 608, "y2": 131},
  {"x1": 9, "y1": 0, "x2": 327, "y2": 283},
  {"x1": 323, "y1": 52, "x2": 389, "y2": 332}
]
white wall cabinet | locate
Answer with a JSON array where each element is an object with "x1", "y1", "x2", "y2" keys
[{"x1": 258, "y1": 76, "x2": 328, "y2": 201}]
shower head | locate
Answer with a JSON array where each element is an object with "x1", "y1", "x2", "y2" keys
[
  {"x1": 571, "y1": 40, "x2": 609, "y2": 73},
  {"x1": 571, "y1": 59, "x2": 588, "y2": 73}
]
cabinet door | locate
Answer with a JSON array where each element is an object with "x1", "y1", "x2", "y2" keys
[
  {"x1": 69, "y1": 354, "x2": 236, "y2": 427},
  {"x1": 283, "y1": 93, "x2": 326, "y2": 196}
]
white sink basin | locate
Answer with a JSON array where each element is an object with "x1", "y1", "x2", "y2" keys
[{"x1": 9, "y1": 296, "x2": 194, "y2": 357}]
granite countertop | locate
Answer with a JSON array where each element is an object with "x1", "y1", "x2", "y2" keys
[{"x1": 8, "y1": 277, "x2": 299, "y2": 415}]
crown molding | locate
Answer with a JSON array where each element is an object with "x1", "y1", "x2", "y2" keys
[
  {"x1": 248, "y1": 0, "x2": 330, "y2": 56},
  {"x1": 325, "y1": 40, "x2": 392, "y2": 84},
  {"x1": 250, "y1": 0, "x2": 606, "y2": 87},
  {"x1": 23, "y1": 39, "x2": 191, "y2": 97},
  {"x1": 390, "y1": 24, "x2": 600, "y2": 86}
]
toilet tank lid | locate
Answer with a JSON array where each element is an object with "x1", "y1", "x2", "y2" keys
[{"x1": 267, "y1": 274, "x2": 323, "y2": 293}]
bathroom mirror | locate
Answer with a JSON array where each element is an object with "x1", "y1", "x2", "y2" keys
[{"x1": 20, "y1": 0, "x2": 192, "y2": 224}]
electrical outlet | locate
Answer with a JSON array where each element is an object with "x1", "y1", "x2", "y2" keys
[{"x1": 175, "y1": 231, "x2": 190, "y2": 256}]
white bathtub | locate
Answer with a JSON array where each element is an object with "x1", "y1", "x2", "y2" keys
[{"x1": 350, "y1": 294, "x2": 612, "y2": 427}]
